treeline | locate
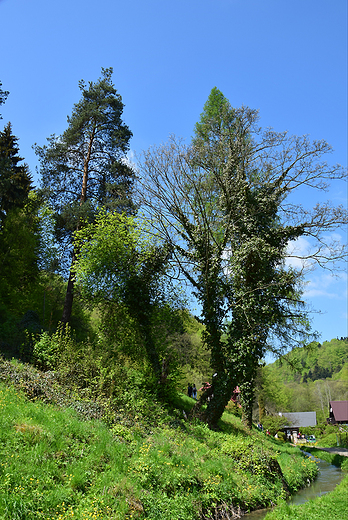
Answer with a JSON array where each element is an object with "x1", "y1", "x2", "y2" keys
[
  {"x1": 268, "y1": 338, "x2": 348, "y2": 383},
  {"x1": 256, "y1": 338, "x2": 348, "y2": 423},
  {"x1": 0, "y1": 73, "x2": 347, "y2": 430}
]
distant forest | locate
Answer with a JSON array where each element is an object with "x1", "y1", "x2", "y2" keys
[{"x1": 256, "y1": 338, "x2": 348, "y2": 423}]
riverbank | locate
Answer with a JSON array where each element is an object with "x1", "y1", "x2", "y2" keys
[
  {"x1": 260, "y1": 446, "x2": 348, "y2": 520},
  {"x1": 263, "y1": 474, "x2": 348, "y2": 520},
  {"x1": 315, "y1": 446, "x2": 348, "y2": 457}
]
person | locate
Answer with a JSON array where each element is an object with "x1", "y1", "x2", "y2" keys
[
  {"x1": 192, "y1": 384, "x2": 197, "y2": 399},
  {"x1": 187, "y1": 383, "x2": 192, "y2": 398}
]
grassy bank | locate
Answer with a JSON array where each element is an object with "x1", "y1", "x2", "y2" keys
[
  {"x1": 303, "y1": 447, "x2": 348, "y2": 471},
  {"x1": 263, "y1": 475, "x2": 348, "y2": 520},
  {"x1": 0, "y1": 360, "x2": 320, "y2": 519},
  {"x1": 262, "y1": 445, "x2": 348, "y2": 520}
]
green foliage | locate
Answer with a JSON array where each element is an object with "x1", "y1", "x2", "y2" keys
[
  {"x1": 0, "y1": 122, "x2": 33, "y2": 225},
  {"x1": 192, "y1": 86, "x2": 238, "y2": 174},
  {"x1": 36, "y1": 67, "x2": 134, "y2": 219},
  {"x1": 261, "y1": 415, "x2": 290, "y2": 437},
  {"x1": 268, "y1": 338, "x2": 348, "y2": 384},
  {"x1": 259, "y1": 338, "x2": 348, "y2": 422},
  {"x1": 264, "y1": 475, "x2": 348, "y2": 520},
  {"x1": 31, "y1": 323, "x2": 77, "y2": 370},
  {"x1": 74, "y1": 209, "x2": 183, "y2": 386},
  {"x1": 0, "y1": 197, "x2": 43, "y2": 356},
  {"x1": 0, "y1": 126, "x2": 38, "y2": 334}
]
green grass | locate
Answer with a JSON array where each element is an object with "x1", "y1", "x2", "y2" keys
[
  {"x1": 263, "y1": 475, "x2": 348, "y2": 520},
  {"x1": 304, "y1": 447, "x2": 348, "y2": 472},
  {"x1": 0, "y1": 360, "x2": 323, "y2": 519}
]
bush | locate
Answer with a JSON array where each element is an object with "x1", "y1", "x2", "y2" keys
[{"x1": 261, "y1": 415, "x2": 289, "y2": 436}]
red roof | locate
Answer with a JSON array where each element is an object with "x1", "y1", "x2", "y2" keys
[{"x1": 330, "y1": 401, "x2": 348, "y2": 422}]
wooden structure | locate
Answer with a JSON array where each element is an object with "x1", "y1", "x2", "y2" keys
[
  {"x1": 327, "y1": 401, "x2": 348, "y2": 425},
  {"x1": 279, "y1": 411, "x2": 317, "y2": 442}
]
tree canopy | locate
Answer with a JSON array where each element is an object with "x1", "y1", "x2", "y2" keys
[
  {"x1": 35, "y1": 68, "x2": 135, "y2": 323},
  {"x1": 138, "y1": 88, "x2": 347, "y2": 428}
]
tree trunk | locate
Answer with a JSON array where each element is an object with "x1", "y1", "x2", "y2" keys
[
  {"x1": 191, "y1": 377, "x2": 234, "y2": 430},
  {"x1": 61, "y1": 126, "x2": 95, "y2": 325},
  {"x1": 61, "y1": 248, "x2": 77, "y2": 325},
  {"x1": 240, "y1": 380, "x2": 254, "y2": 430}
]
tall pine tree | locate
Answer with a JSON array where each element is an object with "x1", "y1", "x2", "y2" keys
[{"x1": 35, "y1": 68, "x2": 135, "y2": 324}]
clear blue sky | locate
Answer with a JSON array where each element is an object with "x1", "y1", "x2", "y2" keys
[{"x1": 1, "y1": 0, "x2": 347, "y2": 345}]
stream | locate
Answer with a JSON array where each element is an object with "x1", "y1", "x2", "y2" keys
[{"x1": 243, "y1": 451, "x2": 345, "y2": 519}]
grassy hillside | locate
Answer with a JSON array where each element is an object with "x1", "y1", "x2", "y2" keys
[{"x1": 0, "y1": 357, "x2": 322, "y2": 520}]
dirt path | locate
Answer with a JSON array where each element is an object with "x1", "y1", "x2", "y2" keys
[{"x1": 315, "y1": 447, "x2": 348, "y2": 457}]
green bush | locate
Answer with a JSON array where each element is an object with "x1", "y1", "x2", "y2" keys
[{"x1": 262, "y1": 415, "x2": 289, "y2": 436}]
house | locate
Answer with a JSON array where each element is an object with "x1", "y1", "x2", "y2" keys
[
  {"x1": 278, "y1": 411, "x2": 317, "y2": 441},
  {"x1": 327, "y1": 401, "x2": 348, "y2": 425}
]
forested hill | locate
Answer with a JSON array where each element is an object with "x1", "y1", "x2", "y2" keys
[
  {"x1": 259, "y1": 338, "x2": 348, "y2": 421},
  {"x1": 268, "y1": 338, "x2": 348, "y2": 384}
]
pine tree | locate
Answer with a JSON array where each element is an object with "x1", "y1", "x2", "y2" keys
[{"x1": 35, "y1": 68, "x2": 135, "y2": 324}]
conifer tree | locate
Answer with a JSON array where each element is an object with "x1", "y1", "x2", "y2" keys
[
  {"x1": 35, "y1": 68, "x2": 135, "y2": 324},
  {"x1": 0, "y1": 125, "x2": 38, "y2": 343},
  {"x1": 0, "y1": 122, "x2": 33, "y2": 226}
]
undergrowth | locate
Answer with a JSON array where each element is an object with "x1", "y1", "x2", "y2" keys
[{"x1": 0, "y1": 358, "x2": 321, "y2": 519}]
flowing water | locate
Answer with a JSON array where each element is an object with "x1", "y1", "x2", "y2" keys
[{"x1": 243, "y1": 451, "x2": 345, "y2": 519}]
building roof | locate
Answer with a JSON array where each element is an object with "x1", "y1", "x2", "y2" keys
[
  {"x1": 329, "y1": 401, "x2": 348, "y2": 422},
  {"x1": 279, "y1": 412, "x2": 317, "y2": 428}
]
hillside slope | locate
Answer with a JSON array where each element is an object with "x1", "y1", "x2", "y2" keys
[{"x1": 0, "y1": 357, "x2": 320, "y2": 520}]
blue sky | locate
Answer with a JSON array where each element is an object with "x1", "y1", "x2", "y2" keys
[{"x1": 0, "y1": 0, "x2": 347, "y2": 345}]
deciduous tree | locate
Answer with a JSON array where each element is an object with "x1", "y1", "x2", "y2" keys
[
  {"x1": 138, "y1": 88, "x2": 347, "y2": 429},
  {"x1": 73, "y1": 210, "x2": 181, "y2": 386}
]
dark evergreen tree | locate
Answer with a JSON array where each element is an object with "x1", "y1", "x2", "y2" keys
[
  {"x1": 35, "y1": 68, "x2": 135, "y2": 324},
  {"x1": 0, "y1": 123, "x2": 33, "y2": 226},
  {"x1": 0, "y1": 125, "x2": 39, "y2": 352}
]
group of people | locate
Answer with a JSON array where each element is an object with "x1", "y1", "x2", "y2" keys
[
  {"x1": 187, "y1": 383, "x2": 197, "y2": 399},
  {"x1": 257, "y1": 423, "x2": 271, "y2": 435}
]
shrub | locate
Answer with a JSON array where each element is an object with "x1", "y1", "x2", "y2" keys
[{"x1": 262, "y1": 415, "x2": 289, "y2": 436}]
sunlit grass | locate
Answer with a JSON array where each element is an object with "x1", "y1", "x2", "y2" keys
[
  {"x1": 264, "y1": 475, "x2": 348, "y2": 520},
  {"x1": 0, "y1": 374, "x2": 323, "y2": 519}
]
